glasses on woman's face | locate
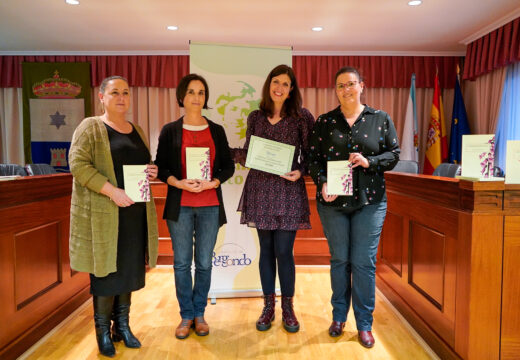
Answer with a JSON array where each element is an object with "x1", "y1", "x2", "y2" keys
[{"x1": 336, "y1": 81, "x2": 359, "y2": 90}]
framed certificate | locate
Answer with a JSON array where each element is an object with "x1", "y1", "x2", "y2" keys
[
  {"x1": 186, "y1": 147, "x2": 211, "y2": 180},
  {"x1": 245, "y1": 135, "x2": 295, "y2": 176},
  {"x1": 327, "y1": 160, "x2": 353, "y2": 196},
  {"x1": 122, "y1": 165, "x2": 150, "y2": 202}
]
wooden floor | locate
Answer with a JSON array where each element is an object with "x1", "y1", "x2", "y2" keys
[{"x1": 21, "y1": 267, "x2": 436, "y2": 360}]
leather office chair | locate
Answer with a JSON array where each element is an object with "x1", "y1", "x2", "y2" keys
[
  {"x1": 391, "y1": 160, "x2": 419, "y2": 174},
  {"x1": 432, "y1": 163, "x2": 461, "y2": 178},
  {"x1": 25, "y1": 163, "x2": 57, "y2": 176},
  {"x1": 0, "y1": 164, "x2": 27, "y2": 176}
]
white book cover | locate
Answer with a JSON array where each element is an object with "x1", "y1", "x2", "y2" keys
[
  {"x1": 186, "y1": 147, "x2": 211, "y2": 180},
  {"x1": 327, "y1": 160, "x2": 353, "y2": 196},
  {"x1": 461, "y1": 134, "x2": 496, "y2": 179},
  {"x1": 506, "y1": 140, "x2": 520, "y2": 184},
  {"x1": 122, "y1": 165, "x2": 150, "y2": 202}
]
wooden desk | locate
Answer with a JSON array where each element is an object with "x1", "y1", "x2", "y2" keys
[
  {"x1": 0, "y1": 174, "x2": 90, "y2": 360},
  {"x1": 151, "y1": 177, "x2": 330, "y2": 265},
  {"x1": 377, "y1": 172, "x2": 520, "y2": 359}
]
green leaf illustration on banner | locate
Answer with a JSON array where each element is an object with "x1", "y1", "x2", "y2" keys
[{"x1": 216, "y1": 81, "x2": 260, "y2": 140}]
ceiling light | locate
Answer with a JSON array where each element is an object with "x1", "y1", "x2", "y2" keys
[
  {"x1": 408, "y1": 0, "x2": 422, "y2": 5},
  {"x1": 167, "y1": 26, "x2": 179, "y2": 31},
  {"x1": 312, "y1": 27, "x2": 323, "y2": 32},
  {"x1": 65, "y1": 0, "x2": 80, "y2": 5}
]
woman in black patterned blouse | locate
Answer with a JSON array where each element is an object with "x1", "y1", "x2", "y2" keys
[
  {"x1": 234, "y1": 64, "x2": 314, "y2": 333},
  {"x1": 308, "y1": 66, "x2": 399, "y2": 348}
]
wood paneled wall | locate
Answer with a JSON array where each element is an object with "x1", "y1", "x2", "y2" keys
[{"x1": 0, "y1": 174, "x2": 90, "y2": 360}]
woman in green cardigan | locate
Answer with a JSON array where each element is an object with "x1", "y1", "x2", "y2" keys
[{"x1": 69, "y1": 76, "x2": 158, "y2": 357}]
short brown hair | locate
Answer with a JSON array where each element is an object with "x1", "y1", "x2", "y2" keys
[
  {"x1": 176, "y1": 74, "x2": 210, "y2": 109},
  {"x1": 334, "y1": 66, "x2": 363, "y2": 84}
]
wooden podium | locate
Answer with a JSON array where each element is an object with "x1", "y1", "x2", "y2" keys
[
  {"x1": 0, "y1": 174, "x2": 90, "y2": 360},
  {"x1": 377, "y1": 172, "x2": 520, "y2": 359}
]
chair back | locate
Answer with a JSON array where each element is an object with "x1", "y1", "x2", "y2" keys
[
  {"x1": 25, "y1": 163, "x2": 57, "y2": 176},
  {"x1": 0, "y1": 164, "x2": 27, "y2": 176},
  {"x1": 392, "y1": 160, "x2": 419, "y2": 174},
  {"x1": 432, "y1": 163, "x2": 461, "y2": 178}
]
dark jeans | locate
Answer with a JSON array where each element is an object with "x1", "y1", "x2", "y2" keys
[
  {"x1": 317, "y1": 201, "x2": 387, "y2": 331},
  {"x1": 166, "y1": 206, "x2": 219, "y2": 319},
  {"x1": 257, "y1": 229, "x2": 297, "y2": 297}
]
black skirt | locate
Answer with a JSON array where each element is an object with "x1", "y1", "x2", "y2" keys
[{"x1": 90, "y1": 123, "x2": 150, "y2": 296}]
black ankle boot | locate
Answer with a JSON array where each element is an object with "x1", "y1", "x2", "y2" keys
[
  {"x1": 111, "y1": 292, "x2": 141, "y2": 348},
  {"x1": 93, "y1": 295, "x2": 116, "y2": 357}
]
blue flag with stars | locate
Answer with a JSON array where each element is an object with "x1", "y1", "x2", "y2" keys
[
  {"x1": 448, "y1": 73, "x2": 471, "y2": 164},
  {"x1": 22, "y1": 62, "x2": 91, "y2": 171}
]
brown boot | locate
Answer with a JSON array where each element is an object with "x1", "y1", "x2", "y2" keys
[
  {"x1": 281, "y1": 296, "x2": 299, "y2": 333},
  {"x1": 194, "y1": 316, "x2": 209, "y2": 336},
  {"x1": 175, "y1": 319, "x2": 193, "y2": 339},
  {"x1": 256, "y1": 294, "x2": 275, "y2": 331}
]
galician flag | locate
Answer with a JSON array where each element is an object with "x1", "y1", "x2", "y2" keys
[
  {"x1": 423, "y1": 72, "x2": 448, "y2": 174},
  {"x1": 400, "y1": 73, "x2": 418, "y2": 161}
]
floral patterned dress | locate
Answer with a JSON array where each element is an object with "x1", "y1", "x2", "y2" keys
[{"x1": 236, "y1": 108, "x2": 315, "y2": 230}]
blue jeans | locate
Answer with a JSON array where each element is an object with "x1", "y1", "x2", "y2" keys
[
  {"x1": 317, "y1": 201, "x2": 387, "y2": 331},
  {"x1": 166, "y1": 206, "x2": 220, "y2": 319}
]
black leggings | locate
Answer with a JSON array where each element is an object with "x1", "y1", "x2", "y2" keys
[{"x1": 257, "y1": 229, "x2": 297, "y2": 297}]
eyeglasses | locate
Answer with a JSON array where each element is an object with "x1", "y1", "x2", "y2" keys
[{"x1": 336, "y1": 81, "x2": 359, "y2": 90}]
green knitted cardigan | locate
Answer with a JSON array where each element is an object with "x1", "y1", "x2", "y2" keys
[{"x1": 69, "y1": 116, "x2": 158, "y2": 277}]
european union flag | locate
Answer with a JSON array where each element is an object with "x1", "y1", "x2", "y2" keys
[{"x1": 448, "y1": 74, "x2": 471, "y2": 163}]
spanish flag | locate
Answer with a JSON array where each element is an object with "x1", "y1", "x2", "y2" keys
[{"x1": 423, "y1": 72, "x2": 448, "y2": 174}]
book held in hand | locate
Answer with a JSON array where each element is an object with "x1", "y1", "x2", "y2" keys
[
  {"x1": 123, "y1": 165, "x2": 150, "y2": 202},
  {"x1": 327, "y1": 160, "x2": 353, "y2": 196},
  {"x1": 186, "y1": 147, "x2": 211, "y2": 180}
]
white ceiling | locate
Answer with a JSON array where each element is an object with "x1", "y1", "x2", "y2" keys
[{"x1": 1, "y1": 0, "x2": 519, "y2": 55}]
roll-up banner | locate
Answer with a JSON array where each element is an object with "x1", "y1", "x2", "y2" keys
[{"x1": 190, "y1": 42, "x2": 292, "y2": 299}]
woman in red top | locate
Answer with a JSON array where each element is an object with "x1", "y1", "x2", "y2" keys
[{"x1": 155, "y1": 74, "x2": 234, "y2": 340}]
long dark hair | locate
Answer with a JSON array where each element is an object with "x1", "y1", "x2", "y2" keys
[{"x1": 259, "y1": 64, "x2": 302, "y2": 118}]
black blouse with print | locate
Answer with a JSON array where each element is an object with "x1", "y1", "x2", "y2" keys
[{"x1": 308, "y1": 105, "x2": 400, "y2": 209}]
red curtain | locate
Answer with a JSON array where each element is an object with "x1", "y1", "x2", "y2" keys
[
  {"x1": 0, "y1": 54, "x2": 461, "y2": 89},
  {"x1": 463, "y1": 17, "x2": 520, "y2": 80},
  {"x1": 293, "y1": 56, "x2": 461, "y2": 89},
  {"x1": 0, "y1": 55, "x2": 189, "y2": 88}
]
